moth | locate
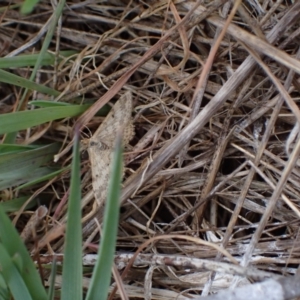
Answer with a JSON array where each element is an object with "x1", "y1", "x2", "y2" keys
[{"x1": 87, "y1": 91, "x2": 134, "y2": 209}]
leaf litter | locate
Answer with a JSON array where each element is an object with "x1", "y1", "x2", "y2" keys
[{"x1": 1, "y1": 1, "x2": 300, "y2": 299}]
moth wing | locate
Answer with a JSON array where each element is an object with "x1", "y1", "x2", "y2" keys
[
  {"x1": 91, "y1": 91, "x2": 133, "y2": 148},
  {"x1": 88, "y1": 146, "x2": 113, "y2": 206},
  {"x1": 88, "y1": 91, "x2": 133, "y2": 205}
]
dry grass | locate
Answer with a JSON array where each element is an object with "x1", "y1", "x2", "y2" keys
[{"x1": 2, "y1": 0, "x2": 300, "y2": 298}]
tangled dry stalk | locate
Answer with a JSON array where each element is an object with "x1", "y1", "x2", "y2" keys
[{"x1": 2, "y1": 0, "x2": 300, "y2": 299}]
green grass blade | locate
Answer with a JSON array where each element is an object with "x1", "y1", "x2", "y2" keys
[
  {"x1": 85, "y1": 136, "x2": 123, "y2": 300},
  {"x1": 0, "y1": 167, "x2": 57, "y2": 190},
  {"x1": 47, "y1": 257, "x2": 57, "y2": 300},
  {"x1": 29, "y1": 101, "x2": 74, "y2": 108},
  {"x1": 0, "y1": 51, "x2": 76, "y2": 69},
  {"x1": 0, "y1": 144, "x2": 60, "y2": 190},
  {"x1": 0, "y1": 197, "x2": 37, "y2": 213},
  {"x1": 61, "y1": 129, "x2": 82, "y2": 300},
  {"x1": 0, "y1": 244, "x2": 32, "y2": 300},
  {"x1": 7, "y1": 0, "x2": 67, "y2": 144},
  {"x1": 20, "y1": 0, "x2": 66, "y2": 86},
  {"x1": 5, "y1": 0, "x2": 66, "y2": 143},
  {"x1": 30, "y1": 100, "x2": 108, "y2": 114},
  {"x1": 0, "y1": 69, "x2": 59, "y2": 97},
  {"x1": 21, "y1": 0, "x2": 66, "y2": 101},
  {"x1": 20, "y1": 0, "x2": 40, "y2": 14},
  {"x1": 0, "y1": 105, "x2": 89, "y2": 135},
  {"x1": 0, "y1": 143, "x2": 60, "y2": 181},
  {"x1": 16, "y1": 166, "x2": 69, "y2": 190},
  {"x1": 0, "y1": 144, "x2": 36, "y2": 154},
  {"x1": 0, "y1": 208, "x2": 48, "y2": 299},
  {"x1": 0, "y1": 273, "x2": 9, "y2": 300}
]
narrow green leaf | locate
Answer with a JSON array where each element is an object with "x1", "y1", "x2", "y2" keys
[
  {"x1": 0, "y1": 143, "x2": 60, "y2": 181},
  {"x1": 7, "y1": 0, "x2": 67, "y2": 143},
  {"x1": 0, "y1": 69, "x2": 59, "y2": 97},
  {"x1": 29, "y1": 101, "x2": 73, "y2": 108},
  {"x1": 61, "y1": 129, "x2": 82, "y2": 300},
  {"x1": 0, "y1": 51, "x2": 76, "y2": 69},
  {"x1": 47, "y1": 257, "x2": 57, "y2": 300},
  {"x1": 20, "y1": 0, "x2": 40, "y2": 14},
  {"x1": 0, "y1": 167, "x2": 57, "y2": 190},
  {"x1": 0, "y1": 144, "x2": 36, "y2": 154},
  {"x1": 0, "y1": 105, "x2": 89, "y2": 135},
  {"x1": 21, "y1": 0, "x2": 66, "y2": 100},
  {"x1": 85, "y1": 136, "x2": 123, "y2": 300},
  {"x1": 0, "y1": 209, "x2": 48, "y2": 299},
  {"x1": 0, "y1": 274, "x2": 9, "y2": 300},
  {"x1": 0, "y1": 244, "x2": 31, "y2": 300},
  {"x1": 0, "y1": 197, "x2": 37, "y2": 213},
  {"x1": 16, "y1": 166, "x2": 69, "y2": 190}
]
